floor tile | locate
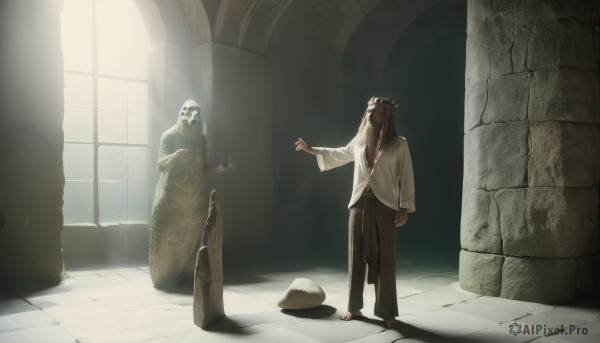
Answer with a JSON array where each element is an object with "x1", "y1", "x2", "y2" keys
[{"x1": 1, "y1": 263, "x2": 597, "y2": 343}]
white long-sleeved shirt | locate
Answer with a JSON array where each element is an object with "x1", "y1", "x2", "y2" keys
[{"x1": 313, "y1": 136, "x2": 415, "y2": 212}]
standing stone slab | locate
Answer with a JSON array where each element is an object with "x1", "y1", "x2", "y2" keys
[
  {"x1": 482, "y1": 73, "x2": 531, "y2": 124},
  {"x1": 460, "y1": 189, "x2": 501, "y2": 254},
  {"x1": 459, "y1": 250, "x2": 503, "y2": 296},
  {"x1": 524, "y1": 187, "x2": 598, "y2": 258},
  {"x1": 528, "y1": 122, "x2": 600, "y2": 187},
  {"x1": 501, "y1": 257, "x2": 577, "y2": 304},
  {"x1": 529, "y1": 67, "x2": 600, "y2": 123},
  {"x1": 193, "y1": 190, "x2": 225, "y2": 329},
  {"x1": 528, "y1": 18, "x2": 598, "y2": 70}
]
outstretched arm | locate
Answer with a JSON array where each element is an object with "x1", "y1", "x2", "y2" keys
[{"x1": 295, "y1": 137, "x2": 355, "y2": 171}]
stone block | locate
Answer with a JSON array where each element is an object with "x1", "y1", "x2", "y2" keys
[
  {"x1": 277, "y1": 278, "x2": 326, "y2": 310},
  {"x1": 528, "y1": 122, "x2": 600, "y2": 187},
  {"x1": 464, "y1": 80, "x2": 487, "y2": 132},
  {"x1": 501, "y1": 256, "x2": 577, "y2": 303},
  {"x1": 467, "y1": 0, "x2": 492, "y2": 34},
  {"x1": 576, "y1": 254, "x2": 600, "y2": 298},
  {"x1": 528, "y1": 18, "x2": 598, "y2": 70},
  {"x1": 488, "y1": 9, "x2": 514, "y2": 77},
  {"x1": 523, "y1": 187, "x2": 598, "y2": 258},
  {"x1": 514, "y1": 1, "x2": 546, "y2": 26},
  {"x1": 512, "y1": 23, "x2": 534, "y2": 73},
  {"x1": 459, "y1": 250, "x2": 503, "y2": 296},
  {"x1": 516, "y1": 0, "x2": 594, "y2": 25},
  {"x1": 495, "y1": 188, "x2": 526, "y2": 255},
  {"x1": 529, "y1": 67, "x2": 599, "y2": 123},
  {"x1": 462, "y1": 131, "x2": 479, "y2": 192},
  {"x1": 465, "y1": 21, "x2": 491, "y2": 89},
  {"x1": 482, "y1": 73, "x2": 531, "y2": 124},
  {"x1": 460, "y1": 189, "x2": 502, "y2": 254},
  {"x1": 464, "y1": 122, "x2": 528, "y2": 190}
]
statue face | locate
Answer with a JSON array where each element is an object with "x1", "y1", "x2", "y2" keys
[{"x1": 180, "y1": 100, "x2": 201, "y2": 126}]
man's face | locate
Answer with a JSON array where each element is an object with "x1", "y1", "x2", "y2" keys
[{"x1": 366, "y1": 104, "x2": 384, "y2": 127}]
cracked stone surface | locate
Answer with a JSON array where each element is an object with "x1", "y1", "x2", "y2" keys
[{"x1": 461, "y1": 0, "x2": 600, "y2": 304}]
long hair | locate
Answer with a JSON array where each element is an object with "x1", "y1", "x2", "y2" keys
[{"x1": 352, "y1": 97, "x2": 398, "y2": 151}]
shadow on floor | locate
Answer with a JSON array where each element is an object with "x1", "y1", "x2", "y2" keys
[
  {"x1": 281, "y1": 305, "x2": 337, "y2": 319},
  {"x1": 203, "y1": 316, "x2": 254, "y2": 335}
]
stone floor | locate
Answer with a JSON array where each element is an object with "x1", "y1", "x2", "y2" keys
[{"x1": 0, "y1": 261, "x2": 598, "y2": 343}]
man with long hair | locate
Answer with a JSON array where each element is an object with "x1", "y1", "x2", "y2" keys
[{"x1": 295, "y1": 96, "x2": 415, "y2": 329}]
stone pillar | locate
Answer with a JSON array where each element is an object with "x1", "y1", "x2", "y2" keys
[
  {"x1": 460, "y1": 0, "x2": 600, "y2": 303},
  {"x1": 0, "y1": 0, "x2": 65, "y2": 286},
  {"x1": 194, "y1": 43, "x2": 273, "y2": 262}
]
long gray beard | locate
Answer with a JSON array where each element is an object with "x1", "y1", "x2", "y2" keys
[{"x1": 354, "y1": 123, "x2": 377, "y2": 145}]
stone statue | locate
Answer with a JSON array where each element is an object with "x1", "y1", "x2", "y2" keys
[
  {"x1": 149, "y1": 99, "x2": 230, "y2": 289},
  {"x1": 193, "y1": 190, "x2": 225, "y2": 328}
]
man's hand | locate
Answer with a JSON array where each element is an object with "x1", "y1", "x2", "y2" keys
[
  {"x1": 295, "y1": 138, "x2": 316, "y2": 155},
  {"x1": 394, "y1": 208, "x2": 408, "y2": 227}
]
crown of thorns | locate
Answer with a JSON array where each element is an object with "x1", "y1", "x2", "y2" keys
[{"x1": 368, "y1": 96, "x2": 398, "y2": 114}]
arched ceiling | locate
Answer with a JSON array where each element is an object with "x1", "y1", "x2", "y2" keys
[
  {"x1": 136, "y1": 0, "x2": 466, "y2": 112},
  {"x1": 136, "y1": 0, "x2": 465, "y2": 62},
  {"x1": 138, "y1": 0, "x2": 293, "y2": 53}
]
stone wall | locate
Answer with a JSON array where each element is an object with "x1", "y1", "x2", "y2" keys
[
  {"x1": 194, "y1": 43, "x2": 273, "y2": 263},
  {"x1": 0, "y1": 0, "x2": 65, "y2": 286},
  {"x1": 460, "y1": 0, "x2": 600, "y2": 303}
]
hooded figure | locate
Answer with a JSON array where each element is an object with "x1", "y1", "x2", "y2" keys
[{"x1": 149, "y1": 99, "x2": 208, "y2": 288}]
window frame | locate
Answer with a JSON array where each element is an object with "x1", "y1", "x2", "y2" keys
[{"x1": 62, "y1": 0, "x2": 152, "y2": 227}]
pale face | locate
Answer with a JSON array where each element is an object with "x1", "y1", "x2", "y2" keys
[
  {"x1": 181, "y1": 105, "x2": 201, "y2": 126},
  {"x1": 366, "y1": 103, "x2": 384, "y2": 127}
]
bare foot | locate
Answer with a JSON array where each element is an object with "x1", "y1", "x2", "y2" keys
[
  {"x1": 384, "y1": 318, "x2": 398, "y2": 329},
  {"x1": 340, "y1": 310, "x2": 362, "y2": 321}
]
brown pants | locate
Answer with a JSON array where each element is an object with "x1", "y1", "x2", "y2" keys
[{"x1": 347, "y1": 196, "x2": 398, "y2": 319}]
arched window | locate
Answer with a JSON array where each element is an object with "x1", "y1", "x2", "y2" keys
[{"x1": 61, "y1": 0, "x2": 151, "y2": 225}]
